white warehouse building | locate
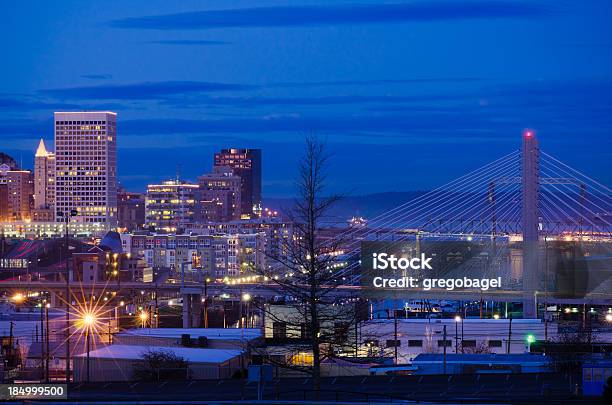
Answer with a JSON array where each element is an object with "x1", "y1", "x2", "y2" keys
[{"x1": 359, "y1": 318, "x2": 550, "y2": 363}]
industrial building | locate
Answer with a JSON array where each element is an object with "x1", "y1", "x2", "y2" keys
[
  {"x1": 113, "y1": 327, "x2": 263, "y2": 350},
  {"x1": 73, "y1": 344, "x2": 244, "y2": 382}
]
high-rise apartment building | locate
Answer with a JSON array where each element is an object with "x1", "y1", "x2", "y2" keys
[
  {"x1": 214, "y1": 148, "x2": 261, "y2": 217},
  {"x1": 0, "y1": 154, "x2": 33, "y2": 221},
  {"x1": 197, "y1": 166, "x2": 241, "y2": 222},
  {"x1": 54, "y1": 112, "x2": 118, "y2": 227},
  {"x1": 0, "y1": 168, "x2": 33, "y2": 221},
  {"x1": 34, "y1": 139, "x2": 55, "y2": 220},
  {"x1": 145, "y1": 180, "x2": 198, "y2": 232}
]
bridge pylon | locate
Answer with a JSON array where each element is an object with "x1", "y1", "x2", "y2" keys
[{"x1": 521, "y1": 130, "x2": 540, "y2": 318}]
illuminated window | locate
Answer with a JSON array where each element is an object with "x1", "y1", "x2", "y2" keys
[{"x1": 291, "y1": 352, "x2": 313, "y2": 366}]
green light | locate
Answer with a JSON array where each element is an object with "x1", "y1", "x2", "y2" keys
[{"x1": 526, "y1": 334, "x2": 536, "y2": 344}]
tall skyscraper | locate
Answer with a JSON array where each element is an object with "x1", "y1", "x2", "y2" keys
[
  {"x1": 214, "y1": 148, "x2": 261, "y2": 217},
  {"x1": 34, "y1": 139, "x2": 55, "y2": 215},
  {"x1": 197, "y1": 166, "x2": 241, "y2": 222},
  {"x1": 54, "y1": 112, "x2": 118, "y2": 227}
]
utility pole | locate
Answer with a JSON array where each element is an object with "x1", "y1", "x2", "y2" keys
[
  {"x1": 507, "y1": 316, "x2": 513, "y2": 354},
  {"x1": 239, "y1": 285, "x2": 243, "y2": 329},
  {"x1": 443, "y1": 325, "x2": 447, "y2": 374},
  {"x1": 45, "y1": 304, "x2": 50, "y2": 382},
  {"x1": 203, "y1": 276, "x2": 208, "y2": 328},
  {"x1": 86, "y1": 327, "x2": 91, "y2": 383},
  {"x1": 64, "y1": 214, "x2": 71, "y2": 384},
  {"x1": 544, "y1": 235, "x2": 549, "y2": 345},
  {"x1": 154, "y1": 282, "x2": 159, "y2": 328},
  {"x1": 354, "y1": 318, "x2": 359, "y2": 356},
  {"x1": 455, "y1": 320, "x2": 459, "y2": 354},
  {"x1": 9, "y1": 321, "x2": 14, "y2": 350},
  {"x1": 40, "y1": 303, "x2": 45, "y2": 379},
  {"x1": 461, "y1": 318, "x2": 464, "y2": 354},
  {"x1": 394, "y1": 307, "x2": 398, "y2": 364}
]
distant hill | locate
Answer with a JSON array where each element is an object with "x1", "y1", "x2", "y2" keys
[{"x1": 264, "y1": 191, "x2": 426, "y2": 225}]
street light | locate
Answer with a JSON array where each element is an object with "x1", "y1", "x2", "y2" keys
[
  {"x1": 454, "y1": 316, "x2": 462, "y2": 354},
  {"x1": 139, "y1": 311, "x2": 148, "y2": 328},
  {"x1": 605, "y1": 313, "x2": 612, "y2": 323},
  {"x1": 242, "y1": 293, "x2": 251, "y2": 328},
  {"x1": 526, "y1": 334, "x2": 536, "y2": 352},
  {"x1": 11, "y1": 292, "x2": 25, "y2": 304},
  {"x1": 78, "y1": 312, "x2": 97, "y2": 383}
]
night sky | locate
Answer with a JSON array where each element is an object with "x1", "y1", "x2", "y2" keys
[{"x1": 1, "y1": 1, "x2": 611, "y2": 197}]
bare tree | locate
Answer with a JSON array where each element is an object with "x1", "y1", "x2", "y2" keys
[
  {"x1": 254, "y1": 136, "x2": 360, "y2": 397},
  {"x1": 461, "y1": 342, "x2": 492, "y2": 354},
  {"x1": 133, "y1": 349, "x2": 190, "y2": 381}
]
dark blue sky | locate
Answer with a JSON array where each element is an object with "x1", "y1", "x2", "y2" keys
[{"x1": 1, "y1": 0, "x2": 611, "y2": 197}]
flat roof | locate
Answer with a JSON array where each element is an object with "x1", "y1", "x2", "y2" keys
[
  {"x1": 413, "y1": 353, "x2": 550, "y2": 364},
  {"x1": 368, "y1": 318, "x2": 544, "y2": 324},
  {"x1": 116, "y1": 328, "x2": 262, "y2": 341},
  {"x1": 74, "y1": 344, "x2": 242, "y2": 363},
  {"x1": 54, "y1": 111, "x2": 117, "y2": 115}
]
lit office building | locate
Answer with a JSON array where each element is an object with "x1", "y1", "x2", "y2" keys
[
  {"x1": 197, "y1": 166, "x2": 241, "y2": 222},
  {"x1": 54, "y1": 112, "x2": 118, "y2": 227},
  {"x1": 214, "y1": 149, "x2": 261, "y2": 217},
  {"x1": 145, "y1": 180, "x2": 198, "y2": 232}
]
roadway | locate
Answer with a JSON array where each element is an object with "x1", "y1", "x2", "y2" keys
[{"x1": 1, "y1": 279, "x2": 610, "y2": 305}]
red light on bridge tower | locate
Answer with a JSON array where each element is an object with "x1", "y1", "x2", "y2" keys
[{"x1": 523, "y1": 129, "x2": 535, "y2": 139}]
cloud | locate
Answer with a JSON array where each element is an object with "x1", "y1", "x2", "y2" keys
[
  {"x1": 0, "y1": 118, "x2": 51, "y2": 137},
  {"x1": 81, "y1": 74, "x2": 113, "y2": 80},
  {"x1": 39, "y1": 78, "x2": 479, "y2": 102},
  {"x1": 148, "y1": 39, "x2": 229, "y2": 46},
  {"x1": 272, "y1": 77, "x2": 485, "y2": 88},
  {"x1": 41, "y1": 81, "x2": 254, "y2": 100},
  {"x1": 0, "y1": 97, "x2": 82, "y2": 111},
  {"x1": 110, "y1": 1, "x2": 550, "y2": 30},
  {"x1": 117, "y1": 114, "x2": 516, "y2": 138},
  {"x1": 159, "y1": 93, "x2": 470, "y2": 108}
]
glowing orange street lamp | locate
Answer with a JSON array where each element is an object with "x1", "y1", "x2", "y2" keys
[
  {"x1": 11, "y1": 293, "x2": 25, "y2": 304},
  {"x1": 79, "y1": 312, "x2": 97, "y2": 383},
  {"x1": 139, "y1": 311, "x2": 148, "y2": 328}
]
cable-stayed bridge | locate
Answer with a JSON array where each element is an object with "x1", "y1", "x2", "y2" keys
[
  {"x1": 0, "y1": 132, "x2": 609, "y2": 321},
  {"x1": 329, "y1": 131, "x2": 611, "y2": 317}
]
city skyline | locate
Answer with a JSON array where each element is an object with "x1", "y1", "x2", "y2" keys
[
  {"x1": 1, "y1": 1, "x2": 611, "y2": 198},
  {"x1": 0, "y1": 3, "x2": 609, "y2": 401}
]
